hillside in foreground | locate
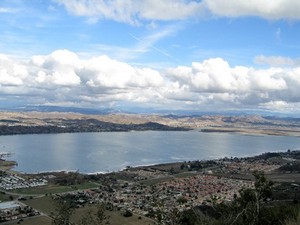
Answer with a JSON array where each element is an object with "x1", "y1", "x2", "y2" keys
[{"x1": 0, "y1": 150, "x2": 299, "y2": 225}]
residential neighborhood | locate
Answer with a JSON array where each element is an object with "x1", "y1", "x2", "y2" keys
[
  {"x1": 0, "y1": 150, "x2": 299, "y2": 224},
  {"x1": 0, "y1": 174, "x2": 48, "y2": 190}
]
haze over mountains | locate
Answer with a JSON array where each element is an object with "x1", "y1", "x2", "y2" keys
[{"x1": 1, "y1": 105, "x2": 299, "y2": 118}]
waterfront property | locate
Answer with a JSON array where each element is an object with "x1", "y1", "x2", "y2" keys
[{"x1": 0, "y1": 174, "x2": 47, "y2": 190}]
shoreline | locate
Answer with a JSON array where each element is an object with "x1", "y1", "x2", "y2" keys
[
  {"x1": 0, "y1": 123, "x2": 190, "y2": 136},
  {"x1": 0, "y1": 159, "x2": 18, "y2": 172},
  {"x1": 6, "y1": 149, "x2": 299, "y2": 176},
  {"x1": 1, "y1": 126, "x2": 300, "y2": 137},
  {"x1": 200, "y1": 127, "x2": 300, "y2": 137}
]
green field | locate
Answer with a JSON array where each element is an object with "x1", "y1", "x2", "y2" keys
[
  {"x1": 140, "y1": 172, "x2": 199, "y2": 186},
  {"x1": 8, "y1": 210, "x2": 155, "y2": 225},
  {"x1": 9, "y1": 216, "x2": 52, "y2": 225},
  {"x1": 72, "y1": 207, "x2": 155, "y2": 225},
  {"x1": 21, "y1": 196, "x2": 56, "y2": 214},
  {"x1": 10, "y1": 182, "x2": 100, "y2": 195},
  {"x1": 0, "y1": 191, "x2": 19, "y2": 201},
  {"x1": 21, "y1": 196, "x2": 155, "y2": 225}
]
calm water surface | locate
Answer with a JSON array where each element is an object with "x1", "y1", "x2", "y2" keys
[{"x1": 0, "y1": 131, "x2": 299, "y2": 173}]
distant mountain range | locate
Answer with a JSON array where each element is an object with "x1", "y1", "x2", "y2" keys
[
  {"x1": 1, "y1": 105, "x2": 298, "y2": 118},
  {"x1": 0, "y1": 110, "x2": 300, "y2": 136}
]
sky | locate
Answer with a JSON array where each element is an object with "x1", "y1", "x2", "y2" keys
[{"x1": 0, "y1": 0, "x2": 300, "y2": 114}]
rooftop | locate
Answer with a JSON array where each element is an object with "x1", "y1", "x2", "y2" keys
[{"x1": 0, "y1": 201, "x2": 20, "y2": 210}]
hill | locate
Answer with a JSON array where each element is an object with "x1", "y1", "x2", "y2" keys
[{"x1": 0, "y1": 112, "x2": 300, "y2": 136}]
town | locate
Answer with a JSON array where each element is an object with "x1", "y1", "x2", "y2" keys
[{"x1": 0, "y1": 150, "x2": 299, "y2": 224}]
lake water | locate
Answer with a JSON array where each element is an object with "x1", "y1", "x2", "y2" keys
[{"x1": 0, "y1": 131, "x2": 299, "y2": 174}]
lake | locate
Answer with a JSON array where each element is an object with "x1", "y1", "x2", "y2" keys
[{"x1": 0, "y1": 131, "x2": 299, "y2": 173}]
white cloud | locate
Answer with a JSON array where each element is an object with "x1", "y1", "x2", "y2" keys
[
  {"x1": 203, "y1": 0, "x2": 300, "y2": 20},
  {"x1": 82, "y1": 55, "x2": 163, "y2": 89},
  {"x1": 168, "y1": 58, "x2": 244, "y2": 93},
  {"x1": 259, "y1": 101, "x2": 300, "y2": 112},
  {"x1": 254, "y1": 55, "x2": 300, "y2": 67},
  {"x1": 55, "y1": 0, "x2": 204, "y2": 24},
  {"x1": 0, "y1": 54, "x2": 28, "y2": 86},
  {"x1": 249, "y1": 68, "x2": 287, "y2": 91},
  {"x1": 55, "y1": 0, "x2": 300, "y2": 25},
  {"x1": 160, "y1": 82, "x2": 194, "y2": 101},
  {"x1": 30, "y1": 49, "x2": 82, "y2": 86},
  {"x1": 168, "y1": 58, "x2": 293, "y2": 94},
  {"x1": 1, "y1": 50, "x2": 300, "y2": 112},
  {"x1": 167, "y1": 57, "x2": 300, "y2": 110},
  {"x1": 136, "y1": 0, "x2": 203, "y2": 21},
  {"x1": 0, "y1": 7, "x2": 19, "y2": 14}
]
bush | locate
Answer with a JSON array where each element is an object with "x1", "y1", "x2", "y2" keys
[{"x1": 123, "y1": 209, "x2": 133, "y2": 217}]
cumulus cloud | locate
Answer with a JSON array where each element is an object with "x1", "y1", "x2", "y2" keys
[
  {"x1": 0, "y1": 54, "x2": 28, "y2": 86},
  {"x1": 30, "y1": 50, "x2": 82, "y2": 86},
  {"x1": 55, "y1": 0, "x2": 300, "y2": 25},
  {"x1": 166, "y1": 57, "x2": 300, "y2": 111},
  {"x1": 170, "y1": 58, "x2": 290, "y2": 93},
  {"x1": 1, "y1": 50, "x2": 300, "y2": 112},
  {"x1": 82, "y1": 55, "x2": 163, "y2": 89},
  {"x1": 0, "y1": 50, "x2": 167, "y2": 109}
]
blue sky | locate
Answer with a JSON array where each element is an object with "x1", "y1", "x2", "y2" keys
[{"x1": 0, "y1": 0, "x2": 300, "y2": 114}]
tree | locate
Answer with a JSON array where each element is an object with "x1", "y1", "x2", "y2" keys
[
  {"x1": 253, "y1": 170, "x2": 274, "y2": 201},
  {"x1": 122, "y1": 209, "x2": 133, "y2": 217},
  {"x1": 78, "y1": 203, "x2": 109, "y2": 225},
  {"x1": 180, "y1": 164, "x2": 185, "y2": 170},
  {"x1": 78, "y1": 210, "x2": 95, "y2": 225},
  {"x1": 220, "y1": 170, "x2": 274, "y2": 225},
  {"x1": 95, "y1": 203, "x2": 110, "y2": 225},
  {"x1": 165, "y1": 207, "x2": 182, "y2": 225},
  {"x1": 175, "y1": 171, "x2": 299, "y2": 225},
  {"x1": 52, "y1": 197, "x2": 75, "y2": 225}
]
